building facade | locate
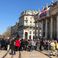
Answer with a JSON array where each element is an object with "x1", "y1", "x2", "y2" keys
[
  {"x1": 11, "y1": 22, "x2": 19, "y2": 37},
  {"x1": 36, "y1": 2, "x2": 58, "y2": 40},
  {"x1": 18, "y1": 10, "x2": 39, "y2": 39}
]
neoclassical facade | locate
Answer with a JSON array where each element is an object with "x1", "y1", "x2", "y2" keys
[
  {"x1": 18, "y1": 10, "x2": 39, "y2": 39},
  {"x1": 36, "y1": 2, "x2": 58, "y2": 40}
]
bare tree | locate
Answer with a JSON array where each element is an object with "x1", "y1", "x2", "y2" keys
[{"x1": 3, "y1": 27, "x2": 11, "y2": 38}]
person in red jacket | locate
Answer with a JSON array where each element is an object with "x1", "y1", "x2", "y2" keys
[{"x1": 15, "y1": 35, "x2": 21, "y2": 51}]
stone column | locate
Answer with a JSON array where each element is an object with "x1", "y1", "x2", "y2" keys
[
  {"x1": 57, "y1": 15, "x2": 58, "y2": 39},
  {"x1": 50, "y1": 17, "x2": 53, "y2": 39},
  {"x1": 41, "y1": 20, "x2": 43, "y2": 38},
  {"x1": 45, "y1": 19, "x2": 48, "y2": 38}
]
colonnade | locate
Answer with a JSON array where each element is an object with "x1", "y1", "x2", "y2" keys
[{"x1": 41, "y1": 14, "x2": 58, "y2": 39}]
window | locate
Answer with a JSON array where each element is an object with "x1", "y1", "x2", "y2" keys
[
  {"x1": 30, "y1": 31, "x2": 31, "y2": 34},
  {"x1": 26, "y1": 20, "x2": 28, "y2": 23},
  {"x1": 24, "y1": 17, "x2": 28, "y2": 23},
  {"x1": 30, "y1": 21, "x2": 32, "y2": 23},
  {"x1": 33, "y1": 31, "x2": 35, "y2": 34},
  {"x1": 33, "y1": 36, "x2": 35, "y2": 39},
  {"x1": 29, "y1": 35, "x2": 31, "y2": 39},
  {"x1": 26, "y1": 17, "x2": 27, "y2": 20},
  {"x1": 24, "y1": 20, "x2": 28, "y2": 23},
  {"x1": 25, "y1": 32, "x2": 28, "y2": 39}
]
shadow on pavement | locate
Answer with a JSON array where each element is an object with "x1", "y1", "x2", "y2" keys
[
  {"x1": 1, "y1": 50, "x2": 21, "y2": 58},
  {"x1": 2, "y1": 50, "x2": 10, "y2": 58},
  {"x1": 19, "y1": 51, "x2": 21, "y2": 58},
  {"x1": 11, "y1": 55, "x2": 13, "y2": 58},
  {"x1": 39, "y1": 51, "x2": 49, "y2": 57}
]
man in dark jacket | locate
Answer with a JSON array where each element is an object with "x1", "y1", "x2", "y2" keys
[{"x1": 10, "y1": 37, "x2": 15, "y2": 55}]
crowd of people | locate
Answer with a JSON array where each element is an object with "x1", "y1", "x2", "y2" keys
[
  {"x1": 0, "y1": 35, "x2": 58, "y2": 56},
  {"x1": 0, "y1": 38, "x2": 10, "y2": 50}
]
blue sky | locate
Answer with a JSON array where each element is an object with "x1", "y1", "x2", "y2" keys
[{"x1": 0, "y1": 0, "x2": 52, "y2": 34}]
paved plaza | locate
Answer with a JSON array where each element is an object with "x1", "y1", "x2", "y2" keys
[{"x1": 0, "y1": 50, "x2": 57, "y2": 58}]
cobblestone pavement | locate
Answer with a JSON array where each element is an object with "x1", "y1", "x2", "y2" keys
[
  {"x1": 40, "y1": 50, "x2": 57, "y2": 58},
  {"x1": 0, "y1": 50, "x2": 7, "y2": 58},
  {"x1": 0, "y1": 50, "x2": 57, "y2": 58},
  {"x1": 21, "y1": 50, "x2": 49, "y2": 58}
]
